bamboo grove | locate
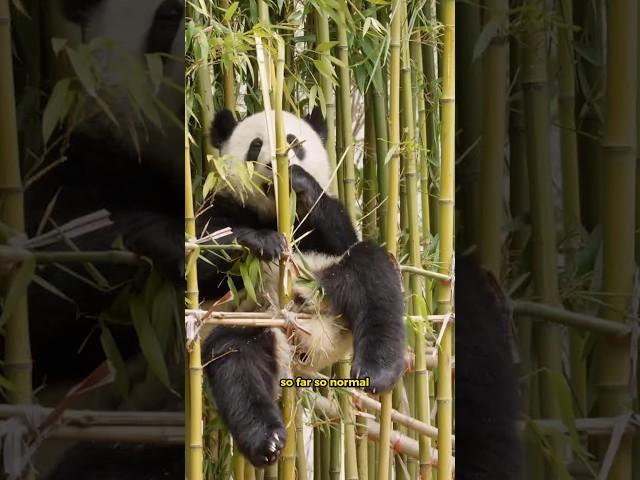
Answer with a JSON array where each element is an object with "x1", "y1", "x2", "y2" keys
[
  {"x1": 185, "y1": 0, "x2": 454, "y2": 478},
  {"x1": 457, "y1": 0, "x2": 640, "y2": 479}
]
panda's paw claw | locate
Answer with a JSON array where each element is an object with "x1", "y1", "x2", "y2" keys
[
  {"x1": 255, "y1": 232, "x2": 286, "y2": 261},
  {"x1": 246, "y1": 426, "x2": 286, "y2": 467},
  {"x1": 351, "y1": 360, "x2": 403, "y2": 394}
]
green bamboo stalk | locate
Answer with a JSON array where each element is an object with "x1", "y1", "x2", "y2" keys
[
  {"x1": 478, "y1": 0, "x2": 508, "y2": 275},
  {"x1": 521, "y1": 0, "x2": 564, "y2": 475},
  {"x1": 411, "y1": 26, "x2": 431, "y2": 250},
  {"x1": 401, "y1": 2, "x2": 431, "y2": 478},
  {"x1": 436, "y1": 0, "x2": 454, "y2": 479},
  {"x1": 335, "y1": 90, "x2": 345, "y2": 203},
  {"x1": 456, "y1": 0, "x2": 481, "y2": 249},
  {"x1": 330, "y1": 379, "x2": 341, "y2": 480},
  {"x1": 264, "y1": 464, "x2": 277, "y2": 480},
  {"x1": 1, "y1": 0, "x2": 32, "y2": 433},
  {"x1": 244, "y1": 464, "x2": 256, "y2": 480},
  {"x1": 372, "y1": 63, "x2": 389, "y2": 237},
  {"x1": 314, "y1": 7, "x2": 338, "y2": 196},
  {"x1": 363, "y1": 97, "x2": 378, "y2": 240},
  {"x1": 356, "y1": 412, "x2": 369, "y2": 480},
  {"x1": 379, "y1": 0, "x2": 402, "y2": 478},
  {"x1": 337, "y1": 360, "x2": 358, "y2": 480},
  {"x1": 221, "y1": 0, "x2": 235, "y2": 112},
  {"x1": 422, "y1": 0, "x2": 440, "y2": 235},
  {"x1": 185, "y1": 111, "x2": 203, "y2": 480},
  {"x1": 336, "y1": 11, "x2": 356, "y2": 222},
  {"x1": 233, "y1": 451, "x2": 246, "y2": 480},
  {"x1": 596, "y1": 1, "x2": 637, "y2": 478},
  {"x1": 273, "y1": 38, "x2": 296, "y2": 480},
  {"x1": 558, "y1": 0, "x2": 587, "y2": 424},
  {"x1": 295, "y1": 404, "x2": 308, "y2": 480}
]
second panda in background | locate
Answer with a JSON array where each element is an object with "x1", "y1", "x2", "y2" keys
[{"x1": 200, "y1": 110, "x2": 406, "y2": 466}]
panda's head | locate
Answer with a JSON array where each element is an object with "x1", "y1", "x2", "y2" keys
[
  {"x1": 58, "y1": 0, "x2": 184, "y2": 172},
  {"x1": 210, "y1": 109, "x2": 331, "y2": 209}
]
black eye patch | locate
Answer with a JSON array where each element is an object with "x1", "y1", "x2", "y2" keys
[
  {"x1": 287, "y1": 134, "x2": 306, "y2": 161},
  {"x1": 245, "y1": 137, "x2": 264, "y2": 162}
]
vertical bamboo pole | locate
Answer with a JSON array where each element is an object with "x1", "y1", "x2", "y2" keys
[
  {"x1": 456, "y1": 0, "x2": 481, "y2": 249},
  {"x1": 233, "y1": 451, "x2": 246, "y2": 480},
  {"x1": 274, "y1": 38, "x2": 296, "y2": 480},
  {"x1": 185, "y1": 111, "x2": 203, "y2": 480},
  {"x1": 558, "y1": 0, "x2": 587, "y2": 419},
  {"x1": 0, "y1": 0, "x2": 33, "y2": 432},
  {"x1": 437, "y1": 1, "x2": 454, "y2": 479},
  {"x1": 336, "y1": 11, "x2": 356, "y2": 222},
  {"x1": 221, "y1": 0, "x2": 235, "y2": 112},
  {"x1": 401, "y1": 2, "x2": 432, "y2": 478},
  {"x1": 379, "y1": 0, "x2": 402, "y2": 478},
  {"x1": 422, "y1": 0, "x2": 440, "y2": 235},
  {"x1": 478, "y1": 0, "x2": 508, "y2": 275},
  {"x1": 521, "y1": 0, "x2": 564, "y2": 475},
  {"x1": 363, "y1": 97, "x2": 378, "y2": 240},
  {"x1": 315, "y1": 6, "x2": 338, "y2": 196},
  {"x1": 597, "y1": 2, "x2": 637, "y2": 479},
  {"x1": 337, "y1": 361, "x2": 358, "y2": 480},
  {"x1": 295, "y1": 406, "x2": 308, "y2": 480}
]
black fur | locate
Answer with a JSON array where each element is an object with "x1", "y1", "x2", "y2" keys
[
  {"x1": 201, "y1": 110, "x2": 406, "y2": 466},
  {"x1": 319, "y1": 241, "x2": 405, "y2": 393},
  {"x1": 455, "y1": 256, "x2": 521, "y2": 479},
  {"x1": 203, "y1": 328, "x2": 287, "y2": 466},
  {"x1": 209, "y1": 109, "x2": 237, "y2": 149},
  {"x1": 60, "y1": 0, "x2": 102, "y2": 23}
]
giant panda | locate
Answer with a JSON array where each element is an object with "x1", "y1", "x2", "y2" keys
[{"x1": 200, "y1": 109, "x2": 407, "y2": 466}]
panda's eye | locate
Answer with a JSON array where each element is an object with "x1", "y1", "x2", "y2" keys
[{"x1": 286, "y1": 134, "x2": 306, "y2": 161}]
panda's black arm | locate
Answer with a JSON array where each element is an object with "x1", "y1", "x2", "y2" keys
[
  {"x1": 290, "y1": 165, "x2": 358, "y2": 255},
  {"x1": 202, "y1": 327, "x2": 286, "y2": 466},
  {"x1": 317, "y1": 240, "x2": 406, "y2": 393}
]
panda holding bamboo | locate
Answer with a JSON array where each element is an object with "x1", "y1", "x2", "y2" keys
[{"x1": 200, "y1": 109, "x2": 407, "y2": 466}]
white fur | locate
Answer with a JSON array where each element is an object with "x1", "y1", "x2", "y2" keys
[
  {"x1": 205, "y1": 251, "x2": 352, "y2": 394},
  {"x1": 218, "y1": 111, "x2": 332, "y2": 220}
]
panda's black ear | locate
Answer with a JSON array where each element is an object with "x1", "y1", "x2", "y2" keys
[
  {"x1": 210, "y1": 110, "x2": 237, "y2": 149},
  {"x1": 61, "y1": 0, "x2": 102, "y2": 24},
  {"x1": 304, "y1": 107, "x2": 327, "y2": 144}
]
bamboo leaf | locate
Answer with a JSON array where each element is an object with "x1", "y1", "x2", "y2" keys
[
  {"x1": 42, "y1": 78, "x2": 72, "y2": 144},
  {"x1": 130, "y1": 297, "x2": 171, "y2": 388},
  {"x1": 99, "y1": 321, "x2": 129, "y2": 396},
  {"x1": 66, "y1": 46, "x2": 97, "y2": 97}
]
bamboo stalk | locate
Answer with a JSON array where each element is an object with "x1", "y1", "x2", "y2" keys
[
  {"x1": 512, "y1": 301, "x2": 629, "y2": 336},
  {"x1": 478, "y1": 0, "x2": 508, "y2": 275},
  {"x1": 0, "y1": 0, "x2": 32, "y2": 407},
  {"x1": 233, "y1": 451, "x2": 246, "y2": 480},
  {"x1": 363, "y1": 98, "x2": 378, "y2": 240},
  {"x1": 456, "y1": 0, "x2": 481, "y2": 249},
  {"x1": 336, "y1": 11, "x2": 356, "y2": 223},
  {"x1": 436, "y1": 0, "x2": 454, "y2": 479},
  {"x1": 371, "y1": 63, "x2": 389, "y2": 236},
  {"x1": 337, "y1": 360, "x2": 358, "y2": 479},
  {"x1": 185, "y1": 107, "x2": 203, "y2": 480},
  {"x1": 379, "y1": 0, "x2": 403, "y2": 477},
  {"x1": 315, "y1": 7, "x2": 338, "y2": 196},
  {"x1": 273, "y1": 37, "x2": 296, "y2": 480},
  {"x1": 596, "y1": 1, "x2": 637, "y2": 478},
  {"x1": 521, "y1": 0, "x2": 564, "y2": 474},
  {"x1": 295, "y1": 405, "x2": 308, "y2": 480}
]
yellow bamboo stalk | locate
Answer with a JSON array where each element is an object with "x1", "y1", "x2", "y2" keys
[
  {"x1": 0, "y1": 0, "x2": 32, "y2": 412},
  {"x1": 315, "y1": 7, "x2": 338, "y2": 196},
  {"x1": 185, "y1": 112, "x2": 203, "y2": 480},
  {"x1": 437, "y1": 0, "x2": 454, "y2": 479},
  {"x1": 273, "y1": 37, "x2": 296, "y2": 480},
  {"x1": 478, "y1": 0, "x2": 508, "y2": 275},
  {"x1": 596, "y1": 1, "x2": 637, "y2": 478},
  {"x1": 379, "y1": 0, "x2": 402, "y2": 477}
]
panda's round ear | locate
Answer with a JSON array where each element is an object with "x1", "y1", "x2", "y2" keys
[
  {"x1": 210, "y1": 110, "x2": 237, "y2": 149},
  {"x1": 61, "y1": 0, "x2": 102, "y2": 24},
  {"x1": 304, "y1": 107, "x2": 328, "y2": 144}
]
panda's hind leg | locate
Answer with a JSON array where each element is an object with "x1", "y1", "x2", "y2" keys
[
  {"x1": 318, "y1": 241, "x2": 406, "y2": 393},
  {"x1": 202, "y1": 327, "x2": 287, "y2": 466}
]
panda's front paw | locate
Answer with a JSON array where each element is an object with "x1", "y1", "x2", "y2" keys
[
  {"x1": 244, "y1": 425, "x2": 287, "y2": 466},
  {"x1": 290, "y1": 165, "x2": 322, "y2": 212},
  {"x1": 351, "y1": 357, "x2": 404, "y2": 395},
  {"x1": 239, "y1": 230, "x2": 286, "y2": 260}
]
